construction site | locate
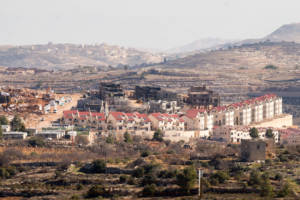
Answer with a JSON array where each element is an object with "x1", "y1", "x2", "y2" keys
[{"x1": 0, "y1": 87, "x2": 81, "y2": 130}]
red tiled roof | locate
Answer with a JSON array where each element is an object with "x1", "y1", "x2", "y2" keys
[{"x1": 185, "y1": 109, "x2": 206, "y2": 119}]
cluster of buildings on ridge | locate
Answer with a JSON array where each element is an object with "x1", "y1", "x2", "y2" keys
[
  {"x1": 60, "y1": 93, "x2": 295, "y2": 144},
  {"x1": 2, "y1": 82, "x2": 299, "y2": 149}
]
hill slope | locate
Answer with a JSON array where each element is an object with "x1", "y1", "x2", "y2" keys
[
  {"x1": 0, "y1": 43, "x2": 163, "y2": 69},
  {"x1": 265, "y1": 23, "x2": 300, "y2": 43},
  {"x1": 161, "y1": 41, "x2": 300, "y2": 70}
]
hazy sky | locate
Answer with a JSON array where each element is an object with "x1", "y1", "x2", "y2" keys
[{"x1": 1, "y1": 0, "x2": 300, "y2": 50}]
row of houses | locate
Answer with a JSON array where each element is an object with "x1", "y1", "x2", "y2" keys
[
  {"x1": 62, "y1": 110, "x2": 185, "y2": 133},
  {"x1": 62, "y1": 94, "x2": 285, "y2": 133}
]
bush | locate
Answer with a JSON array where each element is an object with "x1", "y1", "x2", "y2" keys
[
  {"x1": 158, "y1": 169, "x2": 178, "y2": 179},
  {"x1": 132, "y1": 167, "x2": 144, "y2": 178},
  {"x1": 210, "y1": 171, "x2": 229, "y2": 184},
  {"x1": 248, "y1": 171, "x2": 262, "y2": 186},
  {"x1": 260, "y1": 179, "x2": 274, "y2": 197},
  {"x1": 10, "y1": 115, "x2": 26, "y2": 132},
  {"x1": 0, "y1": 116, "x2": 8, "y2": 125},
  {"x1": 0, "y1": 166, "x2": 17, "y2": 179},
  {"x1": 141, "y1": 175, "x2": 157, "y2": 186},
  {"x1": 90, "y1": 159, "x2": 106, "y2": 173},
  {"x1": 124, "y1": 132, "x2": 132, "y2": 143},
  {"x1": 87, "y1": 184, "x2": 106, "y2": 198},
  {"x1": 106, "y1": 134, "x2": 114, "y2": 144},
  {"x1": 81, "y1": 159, "x2": 106, "y2": 174},
  {"x1": 274, "y1": 173, "x2": 283, "y2": 181},
  {"x1": 277, "y1": 183, "x2": 292, "y2": 197},
  {"x1": 76, "y1": 183, "x2": 84, "y2": 190},
  {"x1": 141, "y1": 151, "x2": 150, "y2": 157},
  {"x1": 28, "y1": 137, "x2": 45, "y2": 147},
  {"x1": 142, "y1": 184, "x2": 157, "y2": 197},
  {"x1": 264, "y1": 64, "x2": 278, "y2": 70},
  {"x1": 119, "y1": 175, "x2": 128, "y2": 183}
]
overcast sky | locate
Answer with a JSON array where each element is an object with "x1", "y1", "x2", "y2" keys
[{"x1": 1, "y1": 0, "x2": 300, "y2": 50}]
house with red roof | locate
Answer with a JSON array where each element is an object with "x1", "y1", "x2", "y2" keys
[
  {"x1": 107, "y1": 112, "x2": 151, "y2": 134},
  {"x1": 62, "y1": 110, "x2": 106, "y2": 131},
  {"x1": 148, "y1": 113, "x2": 185, "y2": 131}
]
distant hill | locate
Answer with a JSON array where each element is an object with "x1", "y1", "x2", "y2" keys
[
  {"x1": 165, "y1": 38, "x2": 235, "y2": 54},
  {"x1": 160, "y1": 41, "x2": 300, "y2": 70},
  {"x1": 0, "y1": 43, "x2": 164, "y2": 70},
  {"x1": 264, "y1": 23, "x2": 300, "y2": 43}
]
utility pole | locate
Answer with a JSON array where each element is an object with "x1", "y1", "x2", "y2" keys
[{"x1": 198, "y1": 169, "x2": 202, "y2": 199}]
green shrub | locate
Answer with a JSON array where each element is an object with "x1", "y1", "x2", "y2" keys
[
  {"x1": 141, "y1": 175, "x2": 157, "y2": 186},
  {"x1": 211, "y1": 171, "x2": 229, "y2": 184},
  {"x1": 90, "y1": 159, "x2": 106, "y2": 173},
  {"x1": 274, "y1": 173, "x2": 283, "y2": 181},
  {"x1": 248, "y1": 171, "x2": 262, "y2": 186},
  {"x1": 176, "y1": 166, "x2": 197, "y2": 194},
  {"x1": 87, "y1": 184, "x2": 106, "y2": 198},
  {"x1": 76, "y1": 183, "x2": 84, "y2": 190},
  {"x1": 277, "y1": 183, "x2": 292, "y2": 197},
  {"x1": 132, "y1": 167, "x2": 144, "y2": 178},
  {"x1": 153, "y1": 129, "x2": 163, "y2": 142},
  {"x1": 264, "y1": 64, "x2": 278, "y2": 70},
  {"x1": 142, "y1": 184, "x2": 157, "y2": 197},
  {"x1": 28, "y1": 137, "x2": 45, "y2": 147},
  {"x1": 119, "y1": 175, "x2": 128, "y2": 183}
]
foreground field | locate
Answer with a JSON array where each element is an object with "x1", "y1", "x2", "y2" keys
[{"x1": 0, "y1": 137, "x2": 299, "y2": 199}]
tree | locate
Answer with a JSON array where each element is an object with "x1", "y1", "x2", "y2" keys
[
  {"x1": 106, "y1": 134, "x2": 114, "y2": 144},
  {"x1": 265, "y1": 129, "x2": 274, "y2": 139},
  {"x1": 0, "y1": 127, "x2": 2, "y2": 140},
  {"x1": 10, "y1": 115, "x2": 26, "y2": 132},
  {"x1": 90, "y1": 159, "x2": 106, "y2": 173},
  {"x1": 176, "y1": 166, "x2": 197, "y2": 194},
  {"x1": 124, "y1": 131, "x2": 132, "y2": 143},
  {"x1": 260, "y1": 177, "x2": 274, "y2": 197},
  {"x1": 0, "y1": 116, "x2": 8, "y2": 125},
  {"x1": 153, "y1": 129, "x2": 163, "y2": 142},
  {"x1": 249, "y1": 127, "x2": 259, "y2": 139}
]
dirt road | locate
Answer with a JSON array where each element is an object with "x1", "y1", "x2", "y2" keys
[{"x1": 24, "y1": 93, "x2": 82, "y2": 130}]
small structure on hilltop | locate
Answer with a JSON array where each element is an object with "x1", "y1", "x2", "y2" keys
[
  {"x1": 240, "y1": 139, "x2": 275, "y2": 162},
  {"x1": 241, "y1": 139, "x2": 267, "y2": 162}
]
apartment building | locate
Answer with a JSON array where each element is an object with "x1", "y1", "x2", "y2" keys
[
  {"x1": 279, "y1": 128, "x2": 300, "y2": 145},
  {"x1": 183, "y1": 109, "x2": 213, "y2": 132}
]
